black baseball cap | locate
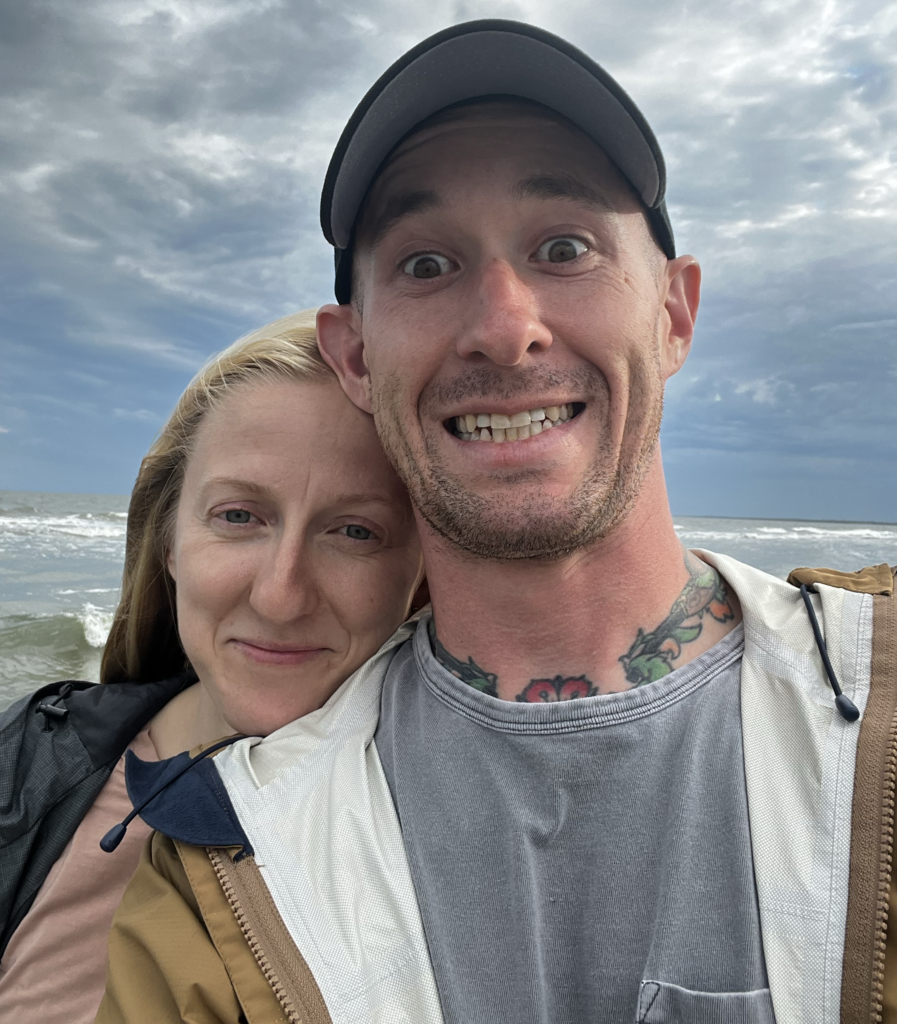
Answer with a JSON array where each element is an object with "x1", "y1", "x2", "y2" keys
[{"x1": 321, "y1": 19, "x2": 674, "y2": 304}]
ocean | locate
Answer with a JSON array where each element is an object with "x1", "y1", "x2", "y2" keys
[{"x1": 2, "y1": 489, "x2": 896, "y2": 712}]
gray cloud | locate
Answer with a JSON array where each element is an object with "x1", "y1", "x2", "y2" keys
[{"x1": 0, "y1": 0, "x2": 894, "y2": 518}]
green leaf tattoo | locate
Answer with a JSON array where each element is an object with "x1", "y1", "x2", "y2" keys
[
  {"x1": 430, "y1": 620, "x2": 499, "y2": 697},
  {"x1": 429, "y1": 555, "x2": 734, "y2": 700},
  {"x1": 618, "y1": 556, "x2": 734, "y2": 687}
]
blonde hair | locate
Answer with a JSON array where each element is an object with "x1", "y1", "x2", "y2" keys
[{"x1": 101, "y1": 308, "x2": 333, "y2": 684}]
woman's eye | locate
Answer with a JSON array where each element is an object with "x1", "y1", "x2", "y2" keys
[
  {"x1": 535, "y1": 237, "x2": 588, "y2": 264},
  {"x1": 341, "y1": 524, "x2": 374, "y2": 541},
  {"x1": 402, "y1": 253, "x2": 452, "y2": 279},
  {"x1": 222, "y1": 509, "x2": 253, "y2": 524}
]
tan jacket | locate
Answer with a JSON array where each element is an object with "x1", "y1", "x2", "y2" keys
[
  {"x1": 98, "y1": 833, "x2": 330, "y2": 1024},
  {"x1": 97, "y1": 563, "x2": 897, "y2": 1024}
]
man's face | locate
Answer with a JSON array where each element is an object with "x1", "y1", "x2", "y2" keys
[{"x1": 345, "y1": 104, "x2": 693, "y2": 561}]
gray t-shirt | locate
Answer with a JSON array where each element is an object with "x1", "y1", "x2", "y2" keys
[{"x1": 375, "y1": 618, "x2": 775, "y2": 1024}]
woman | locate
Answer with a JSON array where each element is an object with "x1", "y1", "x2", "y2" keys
[{"x1": 0, "y1": 309, "x2": 423, "y2": 1022}]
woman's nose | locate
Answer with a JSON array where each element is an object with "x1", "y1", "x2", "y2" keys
[
  {"x1": 248, "y1": 542, "x2": 318, "y2": 624},
  {"x1": 455, "y1": 260, "x2": 553, "y2": 365}
]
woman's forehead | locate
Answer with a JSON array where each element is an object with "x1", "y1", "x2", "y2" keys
[
  {"x1": 202, "y1": 377, "x2": 349, "y2": 430},
  {"x1": 187, "y1": 379, "x2": 393, "y2": 483}
]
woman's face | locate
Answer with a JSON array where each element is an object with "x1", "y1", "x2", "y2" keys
[{"x1": 167, "y1": 377, "x2": 423, "y2": 736}]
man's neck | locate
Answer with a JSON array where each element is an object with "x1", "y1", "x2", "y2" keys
[{"x1": 421, "y1": 466, "x2": 742, "y2": 703}]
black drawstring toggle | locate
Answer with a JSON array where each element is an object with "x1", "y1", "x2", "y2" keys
[
  {"x1": 799, "y1": 583, "x2": 860, "y2": 723},
  {"x1": 36, "y1": 683, "x2": 74, "y2": 730},
  {"x1": 100, "y1": 823, "x2": 127, "y2": 852},
  {"x1": 99, "y1": 735, "x2": 244, "y2": 853}
]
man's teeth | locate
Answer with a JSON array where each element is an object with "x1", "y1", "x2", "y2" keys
[{"x1": 454, "y1": 404, "x2": 575, "y2": 442}]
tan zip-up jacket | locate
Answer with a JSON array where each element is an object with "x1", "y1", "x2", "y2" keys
[
  {"x1": 98, "y1": 834, "x2": 330, "y2": 1024},
  {"x1": 96, "y1": 562, "x2": 897, "y2": 1024}
]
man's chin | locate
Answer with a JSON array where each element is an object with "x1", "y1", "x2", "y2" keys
[
  {"x1": 417, "y1": 496, "x2": 614, "y2": 562},
  {"x1": 377, "y1": 415, "x2": 636, "y2": 560}
]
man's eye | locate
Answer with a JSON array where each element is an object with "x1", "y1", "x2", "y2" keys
[
  {"x1": 222, "y1": 509, "x2": 253, "y2": 524},
  {"x1": 402, "y1": 253, "x2": 452, "y2": 279},
  {"x1": 341, "y1": 524, "x2": 374, "y2": 541},
  {"x1": 535, "y1": 237, "x2": 588, "y2": 263}
]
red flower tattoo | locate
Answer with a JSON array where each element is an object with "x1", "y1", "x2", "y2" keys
[{"x1": 516, "y1": 675, "x2": 599, "y2": 702}]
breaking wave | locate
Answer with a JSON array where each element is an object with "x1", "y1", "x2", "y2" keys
[
  {"x1": 71, "y1": 602, "x2": 115, "y2": 648},
  {"x1": 0, "y1": 604, "x2": 115, "y2": 710}
]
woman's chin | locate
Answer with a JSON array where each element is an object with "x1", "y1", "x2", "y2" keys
[{"x1": 208, "y1": 667, "x2": 344, "y2": 738}]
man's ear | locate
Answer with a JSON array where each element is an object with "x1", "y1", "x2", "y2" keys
[
  {"x1": 316, "y1": 304, "x2": 373, "y2": 414},
  {"x1": 660, "y1": 256, "x2": 701, "y2": 379}
]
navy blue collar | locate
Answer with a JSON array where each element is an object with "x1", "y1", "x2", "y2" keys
[{"x1": 122, "y1": 743, "x2": 254, "y2": 857}]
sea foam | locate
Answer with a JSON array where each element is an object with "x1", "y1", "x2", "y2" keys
[{"x1": 73, "y1": 603, "x2": 115, "y2": 648}]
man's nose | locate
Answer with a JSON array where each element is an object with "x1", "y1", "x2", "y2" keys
[
  {"x1": 248, "y1": 539, "x2": 318, "y2": 625},
  {"x1": 456, "y1": 260, "x2": 553, "y2": 365}
]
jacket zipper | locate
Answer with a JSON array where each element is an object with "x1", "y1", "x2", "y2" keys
[
  {"x1": 867, "y1": 576, "x2": 897, "y2": 1024},
  {"x1": 209, "y1": 847, "x2": 301, "y2": 1024},
  {"x1": 871, "y1": 705, "x2": 897, "y2": 1021}
]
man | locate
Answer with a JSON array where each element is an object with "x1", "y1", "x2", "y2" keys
[
  {"x1": 316, "y1": 19, "x2": 896, "y2": 1024},
  {"x1": 94, "y1": 20, "x2": 895, "y2": 1024}
]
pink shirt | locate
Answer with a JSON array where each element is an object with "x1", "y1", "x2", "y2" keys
[{"x1": 0, "y1": 727, "x2": 158, "y2": 1023}]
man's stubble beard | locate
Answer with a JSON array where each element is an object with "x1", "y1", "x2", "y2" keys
[{"x1": 370, "y1": 356, "x2": 665, "y2": 563}]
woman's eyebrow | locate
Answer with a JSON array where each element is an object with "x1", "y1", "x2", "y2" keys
[
  {"x1": 331, "y1": 492, "x2": 403, "y2": 509},
  {"x1": 198, "y1": 477, "x2": 270, "y2": 499},
  {"x1": 199, "y1": 482, "x2": 400, "y2": 510}
]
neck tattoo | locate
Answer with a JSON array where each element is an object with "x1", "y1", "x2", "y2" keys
[{"x1": 429, "y1": 554, "x2": 735, "y2": 702}]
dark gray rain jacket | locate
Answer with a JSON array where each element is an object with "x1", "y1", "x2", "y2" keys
[{"x1": 0, "y1": 672, "x2": 191, "y2": 956}]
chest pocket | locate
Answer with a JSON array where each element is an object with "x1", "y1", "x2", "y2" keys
[{"x1": 637, "y1": 980, "x2": 776, "y2": 1024}]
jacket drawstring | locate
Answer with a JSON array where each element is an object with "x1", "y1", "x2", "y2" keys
[{"x1": 799, "y1": 583, "x2": 860, "y2": 722}]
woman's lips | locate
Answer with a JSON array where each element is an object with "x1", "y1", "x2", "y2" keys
[{"x1": 231, "y1": 640, "x2": 329, "y2": 666}]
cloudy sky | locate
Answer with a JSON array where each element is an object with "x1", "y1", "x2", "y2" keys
[{"x1": 1, "y1": 0, "x2": 895, "y2": 521}]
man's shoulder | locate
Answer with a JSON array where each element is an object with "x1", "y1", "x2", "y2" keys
[
  {"x1": 695, "y1": 547, "x2": 894, "y2": 600},
  {"x1": 679, "y1": 550, "x2": 891, "y2": 691},
  {"x1": 786, "y1": 563, "x2": 895, "y2": 597},
  {"x1": 696, "y1": 548, "x2": 893, "y2": 615}
]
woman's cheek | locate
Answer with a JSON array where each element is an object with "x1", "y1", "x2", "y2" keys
[
  {"x1": 176, "y1": 541, "x2": 251, "y2": 648},
  {"x1": 325, "y1": 557, "x2": 390, "y2": 640}
]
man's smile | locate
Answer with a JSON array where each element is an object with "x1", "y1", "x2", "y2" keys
[{"x1": 446, "y1": 403, "x2": 583, "y2": 443}]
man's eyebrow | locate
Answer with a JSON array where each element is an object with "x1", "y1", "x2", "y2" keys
[
  {"x1": 366, "y1": 189, "x2": 443, "y2": 247},
  {"x1": 511, "y1": 173, "x2": 615, "y2": 211}
]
